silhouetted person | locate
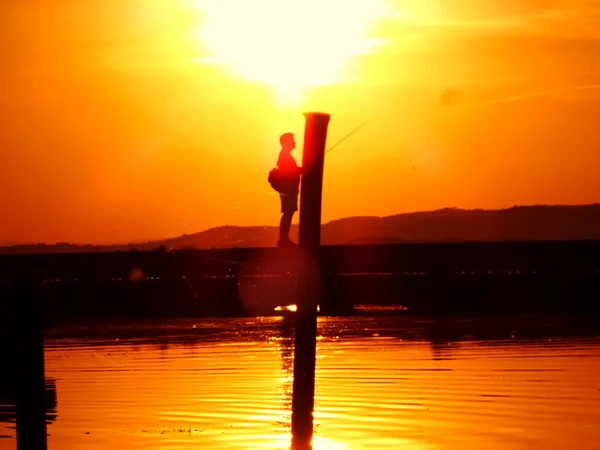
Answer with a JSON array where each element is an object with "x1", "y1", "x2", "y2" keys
[{"x1": 276, "y1": 132, "x2": 302, "y2": 247}]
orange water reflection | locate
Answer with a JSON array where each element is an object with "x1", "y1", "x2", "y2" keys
[{"x1": 2, "y1": 317, "x2": 600, "y2": 450}]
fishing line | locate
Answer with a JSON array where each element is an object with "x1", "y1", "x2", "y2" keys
[
  {"x1": 324, "y1": 83, "x2": 600, "y2": 155},
  {"x1": 448, "y1": 84, "x2": 600, "y2": 109},
  {"x1": 325, "y1": 110, "x2": 384, "y2": 154}
]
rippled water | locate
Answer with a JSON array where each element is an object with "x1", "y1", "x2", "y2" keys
[{"x1": 2, "y1": 316, "x2": 600, "y2": 450}]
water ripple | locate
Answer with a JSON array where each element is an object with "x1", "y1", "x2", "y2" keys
[{"x1": 1, "y1": 316, "x2": 600, "y2": 450}]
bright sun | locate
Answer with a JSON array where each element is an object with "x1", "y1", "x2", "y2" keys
[{"x1": 190, "y1": 0, "x2": 388, "y2": 105}]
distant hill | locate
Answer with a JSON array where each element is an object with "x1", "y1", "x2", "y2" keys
[{"x1": 2, "y1": 204, "x2": 600, "y2": 255}]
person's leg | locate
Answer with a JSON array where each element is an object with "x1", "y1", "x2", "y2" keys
[
  {"x1": 279, "y1": 211, "x2": 293, "y2": 243},
  {"x1": 278, "y1": 192, "x2": 298, "y2": 246},
  {"x1": 279, "y1": 193, "x2": 289, "y2": 244}
]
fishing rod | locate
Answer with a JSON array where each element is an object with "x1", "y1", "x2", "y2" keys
[{"x1": 325, "y1": 110, "x2": 384, "y2": 154}]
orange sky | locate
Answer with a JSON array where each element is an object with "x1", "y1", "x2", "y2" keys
[{"x1": 1, "y1": 0, "x2": 600, "y2": 244}]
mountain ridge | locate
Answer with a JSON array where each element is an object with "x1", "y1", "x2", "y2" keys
[{"x1": 2, "y1": 204, "x2": 600, "y2": 255}]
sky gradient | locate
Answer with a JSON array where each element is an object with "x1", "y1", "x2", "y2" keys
[{"x1": 2, "y1": 1, "x2": 599, "y2": 244}]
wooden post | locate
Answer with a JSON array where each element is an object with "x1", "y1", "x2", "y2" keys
[{"x1": 291, "y1": 112, "x2": 331, "y2": 448}]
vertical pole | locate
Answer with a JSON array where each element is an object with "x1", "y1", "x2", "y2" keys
[{"x1": 291, "y1": 112, "x2": 331, "y2": 448}]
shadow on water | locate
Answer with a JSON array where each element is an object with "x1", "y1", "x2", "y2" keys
[
  {"x1": 1, "y1": 276, "x2": 52, "y2": 448},
  {"x1": 0, "y1": 378, "x2": 58, "y2": 428},
  {"x1": 0, "y1": 349, "x2": 53, "y2": 447}
]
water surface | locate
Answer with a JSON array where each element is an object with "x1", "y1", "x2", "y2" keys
[{"x1": 1, "y1": 316, "x2": 600, "y2": 449}]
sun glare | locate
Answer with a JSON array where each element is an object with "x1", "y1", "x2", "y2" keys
[{"x1": 190, "y1": 0, "x2": 388, "y2": 105}]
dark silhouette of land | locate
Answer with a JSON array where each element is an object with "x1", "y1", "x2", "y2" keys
[
  {"x1": 2, "y1": 204, "x2": 600, "y2": 255},
  {"x1": 1, "y1": 204, "x2": 599, "y2": 320},
  {"x1": 1, "y1": 240, "x2": 599, "y2": 318}
]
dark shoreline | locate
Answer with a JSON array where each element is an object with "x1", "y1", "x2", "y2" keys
[{"x1": 1, "y1": 241, "x2": 599, "y2": 319}]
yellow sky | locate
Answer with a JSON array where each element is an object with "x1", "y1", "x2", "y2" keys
[{"x1": 1, "y1": 1, "x2": 600, "y2": 244}]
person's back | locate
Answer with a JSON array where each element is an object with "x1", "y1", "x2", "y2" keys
[{"x1": 277, "y1": 148, "x2": 300, "y2": 194}]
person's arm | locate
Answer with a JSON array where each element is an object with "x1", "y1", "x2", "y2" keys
[{"x1": 293, "y1": 157, "x2": 302, "y2": 175}]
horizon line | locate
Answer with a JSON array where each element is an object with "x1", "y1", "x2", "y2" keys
[{"x1": 3, "y1": 202, "x2": 599, "y2": 248}]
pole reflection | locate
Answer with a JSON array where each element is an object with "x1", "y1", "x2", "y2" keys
[
  {"x1": 276, "y1": 317, "x2": 295, "y2": 432},
  {"x1": 277, "y1": 317, "x2": 349, "y2": 450}
]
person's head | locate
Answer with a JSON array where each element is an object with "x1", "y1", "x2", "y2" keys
[{"x1": 280, "y1": 132, "x2": 296, "y2": 151}]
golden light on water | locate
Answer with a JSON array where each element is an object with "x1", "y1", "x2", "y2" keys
[
  {"x1": 308, "y1": 436, "x2": 348, "y2": 450},
  {"x1": 192, "y1": 0, "x2": 388, "y2": 105},
  {"x1": 264, "y1": 433, "x2": 432, "y2": 449},
  {"x1": 274, "y1": 304, "x2": 298, "y2": 312},
  {"x1": 7, "y1": 318, "x2": 599, "y2": 448},
  {"x1": 264, "y1": 434, "x2": 349, "y2": 450},
  {"x1": 274, "y1": 304, "x2": 321, "y2": 312}
]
